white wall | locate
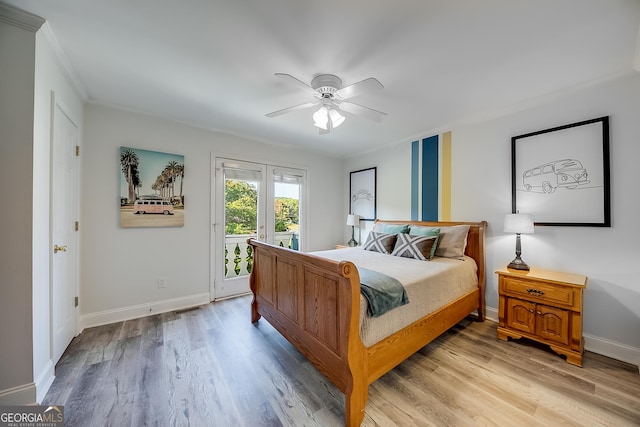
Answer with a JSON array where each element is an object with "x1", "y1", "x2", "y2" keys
[
  {"x1": 452, "y1": 73, "x2": 640, "y2": 365},
  {"x1": 0, "y1": 8, "x2": 39, "y2": 405},
  {"x1": 346, "y1": 73, "x2": 640, "y2": 366},
  {"x1": 343, "y1": 142, "x2": 413, "y2": 243},
  {"x1": 80, "y1": 104, "x2": 344, "y2": 325},
  {"x1": 31, "y1": 26, "x2": 84, "y2": 403}
]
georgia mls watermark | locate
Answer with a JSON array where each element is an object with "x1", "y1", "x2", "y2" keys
[{"x1": 0, "y1": 406, "x2": 64, "y2": 427}]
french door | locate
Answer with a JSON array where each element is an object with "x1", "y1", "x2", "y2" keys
[{"x1": 213, "y1": 158, "x2": 306, "y2": 299}]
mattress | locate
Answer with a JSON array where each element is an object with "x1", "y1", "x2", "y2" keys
[{"x1": 312, "y1": 247, "x2": 479, "y2": 347}]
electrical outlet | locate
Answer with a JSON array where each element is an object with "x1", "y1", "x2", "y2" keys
[{"x1": 157, "y1": 278, "x2": 166, "y2": 288}]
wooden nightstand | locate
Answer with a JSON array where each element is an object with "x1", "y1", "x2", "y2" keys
[
  {"x1": 335, "y1": 245, "x2": 349, "y2": 249},
  {"x1": 496, "y1": 267, "x2": 587, "y2": 367}
]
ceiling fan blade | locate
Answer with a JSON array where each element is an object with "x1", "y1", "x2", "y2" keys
[
  {"x1": 274, "y1": 73, "x2": 318, "y2": 97},
  {"x1": 265, "y1": 101, "x2": 320, "y2": 118},
  {"x1": 334, "y1": 77, "x2": 383, "y2": 100},
  {"x1": 319, "y1": 127, "x2": 330, "y2": 136},
  {"x1": 338, "y1": 101, "x2": 387, "y2": 122}
]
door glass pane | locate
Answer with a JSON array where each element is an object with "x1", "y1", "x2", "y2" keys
[
  {"x1": 224, "y1": 177, "x2": 258, "y2": 278},
  {"x1": 274, "y1": 182, "x2": 300, "y2": 250}
]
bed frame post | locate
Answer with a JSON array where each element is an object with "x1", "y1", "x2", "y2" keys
[
  {"x1": 343, "y1": 261, "x2": 368, "y2": 426},
  {"x1": 475, "y1": 220, "x2": 487, "y2": 322},
  {"x1": 249, "y1": 244, "x2": 260, "y2": 323},
  {"x1": 345, "y1": 381, "x2": 367, "y2": 427},
  {"x1": 250, "y1": 280, "x2": 261, "y2": 323}
]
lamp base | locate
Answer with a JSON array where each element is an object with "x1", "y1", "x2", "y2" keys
[
  {"x1": 347, "y1": 238, "x2": 358, "y2": 247},
  {"x1": 507, "y1": 256, "x2": 530, "y2": 271}
]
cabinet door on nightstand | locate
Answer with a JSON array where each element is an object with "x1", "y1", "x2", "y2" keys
[
  {"x1": 506, "y1": 298, "x2": 535, "y2": 334},
  {"x1": 536, "y1": 305, "x2": 570, "y2": 345}
]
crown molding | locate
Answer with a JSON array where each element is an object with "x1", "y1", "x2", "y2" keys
[
  {"x1": 39, "y1": 22, "x2": 89, "y2": 101},
  {"x1": 0, "y1": 2, "x2": 44, "y2": 32}
]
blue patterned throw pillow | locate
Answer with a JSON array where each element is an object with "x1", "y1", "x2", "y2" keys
[
  {"x1": 362, "y1": 231, "x2": 397, "y2": 254},
  {"x1": 391, "y1": 233, "x2": 439, "y2": 261}
]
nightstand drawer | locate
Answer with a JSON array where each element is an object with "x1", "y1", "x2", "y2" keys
[{"x1": 502, "y1": 277, "x2": 577, "y2": 308}]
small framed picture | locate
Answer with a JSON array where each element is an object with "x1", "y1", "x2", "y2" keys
[{"x1": 350, "y1": 167, "x2": 376, "y2": 221}]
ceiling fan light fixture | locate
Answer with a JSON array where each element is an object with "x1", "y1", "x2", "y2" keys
[
  {"x1": 267, "y1": 73, "x2": 386, "y2": 133},
  {"x1": 328, "y1": 108, "x2": 345, "y2": 128},
  {"x1": 313, "y1": 106, "x2": 328, "y2": 130}
]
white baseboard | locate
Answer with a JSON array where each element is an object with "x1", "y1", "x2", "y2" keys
[
  {"x1": 584, "y1": 334, "x2": 640, "y2": 371},
  {"x1": 0, "y1": 383, "x2": 36, "y2": 406},
  {"x1": 79, "y1": 293, "x2": 211, "y2": 331},
  {"x1": 34, "y1": 360, "x2": 55, "y2": 404},
  {"x1": 485, "y1": 306, "x2": 498, "y2": 322},
  {"x1": 485, "y1": 306, "x2": 640, "y2": 370}
]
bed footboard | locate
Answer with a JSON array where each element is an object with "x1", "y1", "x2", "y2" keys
[
  {"x1": 248, "y1": 220, "x2": 486, "y2": 426},
  {"x1": 249, "y1": 239, "x2": 368, "y2": 426}
]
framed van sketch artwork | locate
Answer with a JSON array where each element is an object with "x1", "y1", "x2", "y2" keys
[
  {"x1": 511, "y1": 116, "x2": 610, "y2": 227},
  {"x1": 350, "y1": 167, "x2": 376, "y2": 221},
  {"x1": 120, "y1": 146, "x2": 185, "y2": 228}
]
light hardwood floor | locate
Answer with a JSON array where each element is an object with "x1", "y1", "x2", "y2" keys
[{"x1": 44, "y1": 295, "x2": 640, "y2": 426}]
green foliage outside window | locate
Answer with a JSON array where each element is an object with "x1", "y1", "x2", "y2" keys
[
  {"x1": 225, "y1": 180, "x2": 299, "y2": 234},
  {"x1": 274, "y1": 197, "x2": 299, "y2": 232},
  {"x1": 225, "y1": 180, "x2": 258, "y2": 234}
]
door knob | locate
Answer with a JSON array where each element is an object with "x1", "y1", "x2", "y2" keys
[{"x1": 54, "y1": 245, "x2": 68, "y2": 253}]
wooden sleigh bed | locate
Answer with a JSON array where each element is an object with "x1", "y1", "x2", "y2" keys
[{"x1": 248, "y1": 220, "x2": 487, "y2": 426}]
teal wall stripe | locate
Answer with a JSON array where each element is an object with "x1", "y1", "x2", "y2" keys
[
  {"x1": 421, "y1": 136, "x2": 439, "y2": 221},
  {"x1": 411, "y1": 140, "x2": 419, "y2": 221}
]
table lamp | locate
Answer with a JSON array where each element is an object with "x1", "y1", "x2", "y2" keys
[
  {"x1": 504, "y1": 213, "x2": 534, "y2": 270},
  {"x1": 346, "y1": 214, "x2": 360, "y2": 247}
]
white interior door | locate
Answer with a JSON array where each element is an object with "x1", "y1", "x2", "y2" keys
[{"x1": 51, "y1": 101, "x2": 78, "y2": 363}]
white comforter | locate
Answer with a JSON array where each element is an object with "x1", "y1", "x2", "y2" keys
[{"x1": 312, "y1": 247, "x2": 478, "y2": 347}]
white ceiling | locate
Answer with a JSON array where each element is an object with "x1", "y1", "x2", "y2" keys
[{"x1": 6, "y1": 0, "x2": 640, "y2": 158}]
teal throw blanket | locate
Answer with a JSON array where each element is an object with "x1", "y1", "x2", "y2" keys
[{"x1": 358, "y1": 267, "x2": 409, "y2": 317}]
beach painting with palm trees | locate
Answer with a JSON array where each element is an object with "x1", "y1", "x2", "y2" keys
[{"x1": 120, "y1": 146, "x2": 185, "y2": 227}]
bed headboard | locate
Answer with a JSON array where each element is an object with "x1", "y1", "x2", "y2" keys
[{"x1": 373, "y1": 219, "x2": 487, "y2": 317}]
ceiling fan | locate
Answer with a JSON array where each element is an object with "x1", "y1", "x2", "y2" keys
[{"x1": 265, "y1": 73, "x2": 387, "y2": 135}]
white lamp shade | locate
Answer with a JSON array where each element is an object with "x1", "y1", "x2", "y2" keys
[
  {"x1": 346, "y1": 214, "x2": 360, "y2": 226},
  {"x1": 313, "y1": 107, "x2": 328, "y2": 130},
  {"x1": 329, "y1": 108, "x2": 345, "y2": 128},
  {"x1": 503, "y1": 213, "x2": 534, "y2": 234}
]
